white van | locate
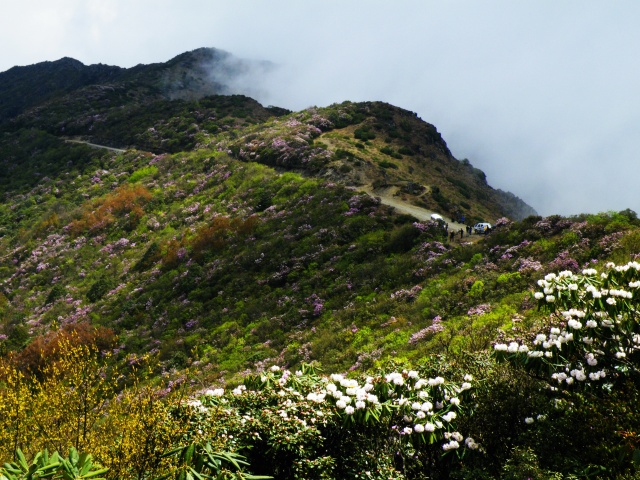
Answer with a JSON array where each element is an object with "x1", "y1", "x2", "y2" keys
[{"x1": 473, "y1": 222, "x2": 492, "y2": 234}]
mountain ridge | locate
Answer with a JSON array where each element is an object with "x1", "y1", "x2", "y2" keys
[{"x1": 0, "y1": 47, "x2": 535, "y2": 221}]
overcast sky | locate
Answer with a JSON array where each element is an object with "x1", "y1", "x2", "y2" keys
[{"x1": 2, "y1": 1, "x2": 639, "y2": 217}]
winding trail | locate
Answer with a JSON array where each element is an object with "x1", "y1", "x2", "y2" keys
[
  {"x1": 360, "y1": 185, "x2": 480, "y2": 242},
  {"x1": 64, "y1": 139, "x2": 127, "y2": 154}
]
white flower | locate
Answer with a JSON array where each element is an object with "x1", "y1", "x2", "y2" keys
[
  {"x1": 232, "y1": 385, "x2": 246, "y2": 395},
  {"x1": 408, "y1": 370, "x2": 419, "y2": 378},
  {"x1": 616, "y1": 351, "x2": 627, "y2": 358},
  {"x1": 507, "y1": 342, "x2": 519, "y2": 353},
  {"x1": 586, "y1": 320, "x2": 598, "y2": 328},
  {"x1": 465, "y1": 437, "x2": 479, "y2": 450},
  {"x1": 336, "y1": 400, "x2": 347, "y2": 409},
  {"x1": 403, "y1": 427, "x2": 413, "y2": 435},
  {"x1": 186, "y1": 399, "x2": 207, "y2": 413},
  {"x1": 464, "y1": 374, "x2": 473, "y2": 382},
  {"x1": 534, "y1": 292, "x2": 544, "y2": 299},
  {"x1": 205, "y1": 388, "x2": 224, "y2": 397},
  {"x1": 494, "y1": 343, "x2": 508, "y2": 351},
  {"x1": 442, "y1": 440, "x2": 460, "y2": 451},
  {"x1": 421, "y1": 401, "x2": 433, "y2": 412},
  {"x1": 416, "y1": 411, "x2": 426, "y2": 419},
  {"x1": 345, "y1": 405, "x2": 355, "y2": 415},
  {"x1": 326, "y1": 383, "x2": 337, "y2": 392},
  {"x1": 412, "y1": 402, "x2": 422, "y2": 410},
  {"x1": 442, "y1": 411, "x2": 457, "y2": 422},
  {"x1": 424, "y1": 422, "x2": 436, "y2": 432},
  {"x1": 606, "y1": 297, "x2": 617, "y2": 305},
  {"x1": 270, "y1": 365, "x2": 280, "y2": 372},
  {"x1": 524, "y1": 417, "x2": 534, "y2": 424},
  {"x1": 450, "y1": 397, "x2": 461, "y2": 406},
  {"x1": 367, "y1": 394, "x2": 379, "y2": 404},
  {"x1": 546, "y1": 295, "x2": 556, "y2": 303},
  {"x1": 386, "y1": 372, "x2": 404, "y2": 386},
  {"x1": 355, "y1": 400, "x2": 366, "y2": 409},
  {"x1": 567, "y1": 319, "x2": 582, "y2": 330},
  {"x1": 460, "y1": 382, "x2": 472, "y2": 390},
  {"x1": 414, "y1": 423, "x2": 425, "y2": 433}
]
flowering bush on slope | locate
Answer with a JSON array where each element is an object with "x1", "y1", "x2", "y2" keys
[
  {"x1": 494, "y1": 261, "x2": 640, "y2": 388},
  {"x1": 194, "y1": 364, "x2": 478, "y2": 479}
]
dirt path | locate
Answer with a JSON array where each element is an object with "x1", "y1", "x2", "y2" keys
[
  {"x1": 360, "y1": 185, "x2": 480, "y2": 242},
  {"x1": 64, "y1": 139, "x2": 127, "y2": 154}
]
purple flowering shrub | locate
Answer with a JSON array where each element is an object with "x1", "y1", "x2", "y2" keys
[{"x1": 222, "y1": 115, "x2": 332, "y2": 170}]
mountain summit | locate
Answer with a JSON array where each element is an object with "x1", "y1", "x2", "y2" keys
[
  {"x1": 0, "y1": 48, "x2": 535, "y2": 221},
  {"x1": 0, "y1": 47, "x2": 272, "y2": 124}
]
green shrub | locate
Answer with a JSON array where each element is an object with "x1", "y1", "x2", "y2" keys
[
  {"x1": 128, "y1": 165, "x2": 158, "y2": 183},
  {"x1": 86, "y1": 277, "x2": 115, "y2": 303}
]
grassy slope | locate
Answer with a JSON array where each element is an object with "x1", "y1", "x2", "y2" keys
[{"x1": 1, "y1": 103, "x2": 638, "y2": 382}]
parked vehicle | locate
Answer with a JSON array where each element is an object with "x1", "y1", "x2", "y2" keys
[{"x1": 473, "y1": 222, "x2": 492, "y2": 234}]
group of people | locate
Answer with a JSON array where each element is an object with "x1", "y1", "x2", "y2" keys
[{"x1": 442, "y1": 222, "x2": 489, "y2": 242}]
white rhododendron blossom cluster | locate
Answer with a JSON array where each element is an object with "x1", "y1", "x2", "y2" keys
[
  {"x1": 196, "y1": 365, "x2": 479, "y2": 453},
  {"x1": 494, "y1": 262, "x2": 640, "y2": 387}
]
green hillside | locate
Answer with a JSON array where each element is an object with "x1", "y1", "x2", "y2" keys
[{"x1": 1, "y1": 50, "x2": 640, "y2": 479}]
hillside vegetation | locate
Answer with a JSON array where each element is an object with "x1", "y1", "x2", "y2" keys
[{"x1": 1, "y1": 49, "x2": 640, "y2": 479}]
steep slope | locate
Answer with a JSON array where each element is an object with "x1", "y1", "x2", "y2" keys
[
  {"x1": 0, "y1": 49, "x2": 533, "y2": 221},
  {"x1": 0, "y1": 57, "x2": 122, "y2": 123},
  {"x1": 4, "y1": 48, "x2": 640, "y2": 480},
  {"x1": 0, "y1": 47, "x2": 271, "y2": 123},
  {"x1": 215, "y1": 101, "x2": 536, "y2": 222}
]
